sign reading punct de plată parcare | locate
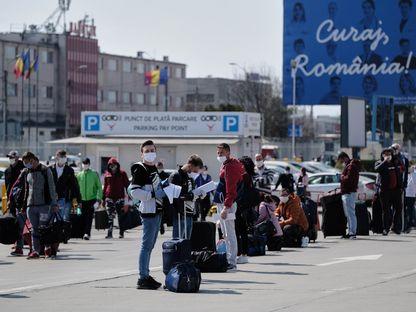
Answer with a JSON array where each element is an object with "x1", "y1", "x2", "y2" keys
[{"x1": 81, "y1": 111, "x2": 261, "y2": 137}]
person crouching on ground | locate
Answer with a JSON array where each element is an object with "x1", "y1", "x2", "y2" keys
[{"x1": 275, "y1": 188, "x2": 309, "y2": 247}]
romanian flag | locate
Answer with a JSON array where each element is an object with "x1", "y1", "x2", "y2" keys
[
  {"x1": 13, "y1": 53, "x2": 24, "y2": 79},
  {"x1": 160, "y1": 67, "x2": 168, "y2": 85},
  {"x1": 151, "y1": 69, "x2": 160, "y2": 86},
  {"x1": 25, "y1": 52, "x2": 39, "y2": 79},
  {"x1": 145, "y1": 71, "x2": 152, "y2": 86},
  {"x1": 23, "y1": 51, "x2": 31, "y2": 79}
]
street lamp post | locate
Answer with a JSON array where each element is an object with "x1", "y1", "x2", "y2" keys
[
  {"x1": 291, "y1": 59, "x2": 297, "y2": 160},
  {"x1": 398, "y1": 111, "x2": 404, "y2": 141}
]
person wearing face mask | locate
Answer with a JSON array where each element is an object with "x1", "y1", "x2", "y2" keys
[
  {"x1": 214, "y1": 143, "x2": 245, "y2": 271},
  {"x1": 275, "y1": 188, "x2": 309, "y2": 247},
  {"x1": 76, "y1": 158, "x2": 103, "y2": 240},
  {"x1": 274, "y1": 166, "x2": 295, "y2": 194},
  {"x1": 103, "y1": 157, "x2": 130, "y2": 239},
  {"x1": 254, "y1": 153, "x2": 274, "y2": 190},
  {"x1": 4, "y1": 150, "x2": 25, "y2": 196},
  {"x1": 50, "y1": 150, "x2": 81, "y2": 223},
  {"x1": 375, "y1": 148, "x2": 403, "y2": 235},
  {"x1": 337, "y1": 152, "x2": 360, "y2": 240},
  {"x1": 20, "y1": 152, "x2": 59, "y2": 259},
  {"x1": 156, "y1": 161, "x2": 171, "y2": 234},
  {"x1": 194, "y1": 165, "x2": 212, "y2": 221},
  {"x1": 404, "y1": 166, "x2": 416, "y2": 232},
  {"x1": 169, "y1": 154, "x2": 204, "y2": 239},
  {"x1": 128, "y1": 140, "x2": 167, "y2": 290}
]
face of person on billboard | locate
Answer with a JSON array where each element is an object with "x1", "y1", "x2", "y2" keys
[
  {"x1": 363, "y1": 75, "x2": 377, "y2": 94},
  {"x1": 362, "y1": 0, "x2": 375, "y2": 19},
  {"x1": 330, "y1": 77, "x2": 341, "y2": 93},
  {"x1": 292, "y1": 2, "x2": 306, "y2": 23},
  {"x1": 400, "y1": 39, "x2": 411, "y2": 56},
  {"x1": 328, "y1": 2, "x2": 338, "y2": 20},
  {"x1": 294, "y1": 39, "x2": 305, "y2": 55},
  {"x1": 363, "y1": 40, "x2": 372, "y2": 55},
  {"x1": 400, "y1": 73, "x2": 416, "y2": 95},
  {"x1": 399, "y1": 0, "x2": 412, "y2": 19},
  {"x1": 326, "y1": 41, "x2": 337, "y2": 59}
]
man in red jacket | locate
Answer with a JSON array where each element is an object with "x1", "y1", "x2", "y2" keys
[
  {"x1": 214, "y1": 143, "x2": 244, "y2": 270},
  {"x1": 338, "y1": 152, "x2": 360, "y2": 239},
  {"x1": 103, "y1": 158, "x2": 130, "y2": 239}
]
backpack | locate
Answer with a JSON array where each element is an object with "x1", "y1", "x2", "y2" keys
[
  {"x1": 165, "y1": 262, "x2": 201, "y2": 293},
  {"x1": 235, "y1": 172, "x2": 261, "y2": 210},
  {"x1": 8, "y1": 169, "x2": 29, "y2": 215}
]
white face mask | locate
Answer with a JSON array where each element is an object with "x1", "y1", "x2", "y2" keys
[
  {"x1": 279, "y1": 196, "x2": 289, "y2": 204},
  {"x1": 217, "y1": 156, "x2": 227, "y2": 164},
  {"x1": 256, "y1": 160, "x2": 264, "y2": 168},
  {"x1": 9, "y1": 158, "x2": 16, "y2": 165},
  {"x1": 188, "y1": 172, "x2": 199, "y2": 180},
  {"x1": 82, "y1": 164, "x2": 90, "y2": 170},
  {"x1": 143, "y1": 152, "x2": 157, "y2": 163},
  {"x1": 58, "y1": 157, "x2": 67, "y2": 166}
]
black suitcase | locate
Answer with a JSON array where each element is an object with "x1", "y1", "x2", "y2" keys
[
  {"x1": 371, "y1": 193, "x2": 383, "y2": 234},
  {"x1": 0, "y1": 214, "x2": 19, "y2": 245},
  {"x1": 191, "y1": 250, "x2": 228, "y2": 272},
  {"x1": 70, "y1": 213, "x2": 84, "y2": 239},
  {"x1": 190, "y1": 221, "x2": 216, "y2": 251},
  {"x1": 356, "y1": 201, "x2": 371, "y2": 236},
  {"x1": 247, "y1": 234, "x2": 266, "y2": 256},
  {"x1": 162, "y1": 207, "x2": 192, "y2": 275},
  {"x1": 119, "y1": 206, "x2": 142, "y2": 232},
  {"x1": 320, "y1": 191, "x2": 347, "y2": 237},
  {"x1": 94, "y1": 209, "x2": 109, "y2": 230},
  {"x1": 302, "y1": 198, "x2": 318, "y2": 242}
]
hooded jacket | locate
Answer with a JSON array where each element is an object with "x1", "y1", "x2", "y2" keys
[
  {"x1": 103, "y1": 158, "x2": 130, "y2": 201},
  {"x1": 340, "y1": 159, "x2": 360, "y2": 194},
  {"x1": 375, "y1": 153, "x2": 402, "y2": 192},
  {"x1": 275, "y1": 194, "x2": 309, "y2": 233},
  {"x1": 218, "y1": 158, "x2": 245, "y2": 208}
]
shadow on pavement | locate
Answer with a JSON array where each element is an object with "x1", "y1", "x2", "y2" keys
[
  {"x1": 238, "y1": 270, "x2": 308, "y2": 276},
  {"x1": 203, "y1": 279, "x2": 274, "y2": 285},
  {"x1": 199, "y1": 289, "x2": 242, "y2": 295},
  {"x1": 356, "y1": 238, "x2": 409, "y2": 243},
  {"x1": 55, "y1": 254, "x2": 97, "y2": 260},
  {"x1": 0, "y1": 293, "x2": 30, "y2": 299},
  {"x1": 0, "y1": 260, "x2": 14, "y2": 265},
  {"x1": 255, "y1": 262, "x2": 314, "y2": 267}
]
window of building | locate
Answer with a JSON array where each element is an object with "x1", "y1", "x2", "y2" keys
[
  {"x1": 108, "y1": 91, "x2": 117, "y2": 103},
  {"x1": 5, "y1": 46, "x2": 17, "y2": 59},
  {"x1": 7, "y1": 83, "x2": 17, "y2": 96},
  {"x1": 136, "y1": 93, "x2": 145, "y2": 105},
  {"x1": 175, "y1": 67, "x2": 182, "y2": 78},
  {"x1": 175, "y1": 96, "x2": 183, "y2": 108},
  {"x1": 39, "y1": 131, "x2": 44, "y2": 136},
  {"x1": 181, "y1": 68, "x2": 186, "y2": 78},
  {"x1": 24, "y1": 85, "x2": 36, "y2": 98},
  {"x1": 148, "y1": 63, "x2": 156, "y2": 71},
  {"x1": 108, "y1": 59, "x2": 117, "y2": 71},
  {"x1": 123, "y1": 92, "x2": 131, "y2": 104},
  {"x1": 41, "y1": 50, "x2": 53, "y2": 64},
  {"x1": 137, "y1": 62, "x2": 145, "y2": 74},
  {"x1": 123, "y1": 61, "x2": 131, "y2": 72},
  {"x1": 41, "y1": 86, "x2": 53, "y2": 98},
  {"x1": 97, "y1": 90, "x2": 103, "y2": 102},
  {"x1": 98, "y1": 57, "x2": 104, "y2": 69},
  {"x1": 150, "y1": 94, "x2": 156, "y2": 105}
]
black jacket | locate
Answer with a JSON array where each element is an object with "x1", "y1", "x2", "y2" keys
[
  {"x1": 5, "y1": 160, "x2": 25, "y2": 195},
  {"x1": 275, "y1": 173, "x2": 295, "y2": 193},
  {"x1": 169, "y1": 167, "x2": 195, "y2": 215},
  {"x1": 50, "y1": 164, "x2": 81, "y2": 202},
  {"x1": 375, "y1": 159, "x2": 402, "y2": 192}
]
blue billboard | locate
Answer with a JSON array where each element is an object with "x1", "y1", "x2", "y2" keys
[{"x1": 283, "y1": 0, "x2": 416, "y2": 105}]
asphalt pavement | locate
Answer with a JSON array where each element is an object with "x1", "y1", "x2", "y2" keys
[{"x1": 1, "y1": 226, "x2": 416, "y2": 312}]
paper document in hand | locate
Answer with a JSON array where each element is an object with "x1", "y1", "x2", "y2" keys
[
  {"x1": 163, "y1": 184, "x2": 182, "y2": 204},
  {"x1": 193, "y1": 181, "x2": 216, "y2": 196}
]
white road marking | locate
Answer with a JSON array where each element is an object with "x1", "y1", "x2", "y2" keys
[
  {"x1": 0, "y1": 266, "x2": 162, "y2": 295},
  {"x1": 317, "y1": 254, "x2": 382, "y2": 266}
]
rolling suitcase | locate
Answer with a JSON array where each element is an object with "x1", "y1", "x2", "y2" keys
[
  {"x1": 162, "y1": 207, "x2": 192, "y2": 275},
  {"x1": 356, "y1": 201, "x2": 371, "y2": 236},
  {"x1": 94, "y1": 209, "x2": 109, "y2": 230},
  {"x1": 190, "y1": 221, "x2": 216, "y2": 251},
  {"x1": 371, "y1": 193, "x2": 383, "y2": 234},
  {"x1": 302, "y1": 198, "x2": 318, "y2": 242},
  {"x1": 247, "y1": 234, "x2": 266, "y2": 256},
  {"x1": 0, "y1": 214, "x2": 19, "y2": 245},
  {"x1": 320, "y1": 190, "x2": 347, "y2": 237}
]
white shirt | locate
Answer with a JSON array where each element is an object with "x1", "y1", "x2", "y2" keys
[
  {"x1": 406, "y1": 172, "x2": 416, "y2": 198},
  {"x1": 56, "y1": 165, "x2": 64, "y2": 179}
]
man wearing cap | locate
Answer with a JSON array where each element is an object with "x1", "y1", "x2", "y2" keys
[
  {"x1": 5, "y1": 151, "x2": 25, "y2": 196},
  {"x1": 76, "y1": 158, "x2": 103, "y2": 240}
]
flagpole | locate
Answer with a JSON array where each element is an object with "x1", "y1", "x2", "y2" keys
[
  {"x1": 36, "y1": 58, "x2": 39, "y2": 155},
  {"x1": 20, "y1": 74, "x2": 24, "y2": 144},
  {"x1": 28, "y1": 68, "x2": 31, "y2": 149},
  {"x1": 165, "y1": 67, "x2": 168, "y2": 112}
]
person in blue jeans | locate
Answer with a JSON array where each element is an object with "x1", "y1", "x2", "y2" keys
[
  {"x1": 129, "y1": 140, "x2": 167, "y2": 290},
  {"x1": 338, "y1": 152, "x2": 360, "y2": 239},
  {"x1": 169, "y1": 155, "x2": 204, "y2": 239}
]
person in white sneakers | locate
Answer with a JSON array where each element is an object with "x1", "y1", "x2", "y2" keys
[{"x1": 213, "y1": 143, "x2": 244, "y2": 271}]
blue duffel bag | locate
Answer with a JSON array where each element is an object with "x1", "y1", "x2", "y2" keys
[{"x1": 165, "y1": 262, "x2": 201, "y2": 293}]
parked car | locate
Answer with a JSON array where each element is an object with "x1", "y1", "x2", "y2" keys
[
  {"x1": 360, "y1": 172, "x2": 378, "y2": 182},
  {"x1": 289, "y1": 161, "x2": 315, "y2": 174},
  {"x1": 307, "y1": 172, "x2": 375, "y2": 205},
  {"x1": 301, "y1": 161, "x2": 339, "y2": 173}
]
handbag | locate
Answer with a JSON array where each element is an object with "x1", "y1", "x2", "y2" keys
[
  {"x1": 119, "y1": 205, "x2": 142, "y2": 231},
  {"x1": 39, "y1": 212, "x2": 65, "y2": 245},
  {"x1": 254, "y1": 207, "x2": 277, "y2": 237}
]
